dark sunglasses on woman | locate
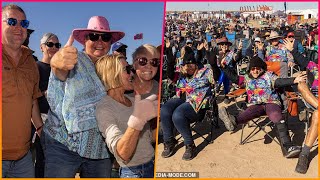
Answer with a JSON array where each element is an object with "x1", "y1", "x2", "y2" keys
[
  {"x1": 88, "y1": 33, "x2": 112, "y2": 42},
  {"x1": 3, "y1": 18, "x2": 29, "y2": 29},
  {"x1": 136, "y1": 57, "x2": 160, "y2": 67},
  {"x1": 45, "y1": 42, "x2": 61, "y2": 48}
]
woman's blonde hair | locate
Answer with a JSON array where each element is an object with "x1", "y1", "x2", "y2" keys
[
  {"x1": 132, "y1": 44, "x2": 160, "y2": 61},
  {"x1": 95, "y1": 54, "x2": 126, "y2": 90}
]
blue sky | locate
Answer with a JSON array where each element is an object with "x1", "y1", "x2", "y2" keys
[
  {"x1": 167, "y1": 2, "x2": 318, "y2": 11},
  {"x1": 2, "y1": 2, "x2": 164, "y2": 63}
]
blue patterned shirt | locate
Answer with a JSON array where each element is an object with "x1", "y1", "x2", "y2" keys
[{"x1": 45, "y1": 51, "x2": 109, "y2": 159}]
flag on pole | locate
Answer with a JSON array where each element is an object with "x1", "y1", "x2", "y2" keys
[{"x1": 134, "y1": 33, "x2": 143, "y2": 40}]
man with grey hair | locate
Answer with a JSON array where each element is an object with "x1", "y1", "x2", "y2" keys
[{"x1": 2, "y1": 4, "x2": 43, "y2": 178}]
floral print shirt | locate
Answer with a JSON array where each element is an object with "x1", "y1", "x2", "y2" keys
[
  {"x1": 175, "y1": 64, "x2": 214, "y2": 112},
  {"x1": 307, "y1": 61, "x2": 318, "y2": 90},
  {"x1": 266, "y1": 44, "x2": 294, "y2": 63},
  {"x1": 245, "y1": 71, "x2": 281, "y2": 106}
]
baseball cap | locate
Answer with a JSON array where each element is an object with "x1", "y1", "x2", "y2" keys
[
  {"x1": 112, "y1": 42, "x2": 128, "y2": 52},
  {"x1": 186, "y1": 39, "x2": 193, "y2": 44},
  {"x1": 254, "y1": 37, "x2": 261, "y2": 42},
  {"x1": 287, "y1": 32, "x2": 295, "y2": 37}
]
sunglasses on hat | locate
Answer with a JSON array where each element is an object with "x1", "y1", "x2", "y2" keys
[
  {"x1": 87, "y1": 33, "x2": 112, "y2": 42},
  {"x1": 3, "y1": 18, "x2": 29, "y2": 29},
  {"x1": 45, "y1": 42, "x2": 61, "y2": 48},
  {"x1": 136, "y1": 57, "x2": 160, "y2": 67}
]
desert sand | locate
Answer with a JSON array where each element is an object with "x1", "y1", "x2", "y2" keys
[{"x1": 155, "y1": 95, "x2": 318, "y2": 178}]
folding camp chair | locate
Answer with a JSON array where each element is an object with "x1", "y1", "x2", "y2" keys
[
  {"x1": 226, "y1": 60, "x2": 296, "y2": 145},
  {"x1": 190, "y1": 86, "x2": 219, "y2": 144},
  {"x1": 175, "y1": 85, "x2": 219, "y2": 144}
]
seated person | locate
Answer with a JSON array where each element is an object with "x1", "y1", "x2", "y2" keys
[
  {"x1": 160, "y1": 51, "x2": 215, "y2": 161},
  {"x1": 245, "y1": 37, "x2": 265, "y2": 60},
  {"x1": 283, "y1": 38, "x2": 319, "y2": 174},
  {"x1": 219, "y1": 56, "x2": 305, "y2": 158}
]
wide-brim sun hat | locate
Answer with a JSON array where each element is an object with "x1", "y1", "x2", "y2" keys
[
  {"x1": 217, "y1": 37, "x2": 232, "y2": 46},
  {"x1": 268, "y1": 31, "x2": 282, "y2": 40},
  {"x1": 72, "y1": 16, "x2": 125, "y2": 45}
]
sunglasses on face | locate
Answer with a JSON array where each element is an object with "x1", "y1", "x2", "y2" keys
[
  {"x1": 250, "y1": 67, "x2": 262, "y2": 71},
  {"x1": 287, "y1": 36, "x2": 294, "y2": 38},
  {"x1": 136, "y1": 57, "x2": 160, "y2": 67},
  {"x1": 87, "y1": 33, "x2": 112, "y2": 42},
  {"x1": 220, "y1": 43, "x2": 229, "y2": 46},
  {"x1": 123, "y1": 65, "x2": 134, "y2": 74},
  {"x1": 3, "y1": 18, "x2": 29, "y2": 29},
  {"x1": 45, "y1": 42, "x2": 61, "y2": 48}
]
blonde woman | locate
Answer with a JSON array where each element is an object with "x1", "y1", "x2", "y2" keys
[{"x1": 95, "y1": 55, "x2": 158, "y2": 178}]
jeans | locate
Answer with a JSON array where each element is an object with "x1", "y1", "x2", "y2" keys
[
  {"x1": 218, "y1": 70, "x2": 230, "y2": 95},
  {"x1": 237, "y1": 103, "x2": 282, "y2": 124},
  {"x1": 161, "y1": 98, "x2": 197, "y2": 145},
  {"x1": 2, "y1": 151, "x2": 35, "y2": 178},
  {"x1": 119, "y1": 160, "x2": 154, "y2": 178},
  {"x1": 41, "y1": 132, "x2": 111, "y2": 178}
]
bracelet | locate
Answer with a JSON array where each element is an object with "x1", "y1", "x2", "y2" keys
[{"x1": 36, "y1": 125, "x2": 44, "y2": 131}]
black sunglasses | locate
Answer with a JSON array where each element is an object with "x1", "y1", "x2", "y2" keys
[
  {"x1": 136, "y1": 57, "x2": 160, "y2": 67},
  {"x1": 45, "y1": 42, "x2": 61, "y2": 48},
  {"x1": 123, "y1": 65, "x2": 135, "y2": 74},
  {"x1": 87, "y1": 33, "x2": 112, "y2": 42},
  {"x1": 3, "y1": 18, "x2": 29, "y2": 29},
  {"x1": 287, "y1": 36, "x2": 294, "y2": 38}
]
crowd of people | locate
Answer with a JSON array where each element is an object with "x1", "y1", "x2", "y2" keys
[
  {"x1": 161, "y1": 11, "x2": 318, "y2": 174},
  {"x1": 2, "y1": 4, "x2": 160, "y2": 178}
]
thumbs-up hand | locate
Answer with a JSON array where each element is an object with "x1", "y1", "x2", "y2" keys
[
  {"x1": 51, "y1": 35, "x2": 78, "y2": 71},
  {"x1": 127, "y1": 94, "x2": 158, "y2": 131}
]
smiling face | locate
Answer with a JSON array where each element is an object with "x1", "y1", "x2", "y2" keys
[
  {"x1": 250, "y1": 66, "x2": 263, "y2": 79},
  {"x1": 133, "y1": 45, "x2": 160, "y2": 82},
  {"x1": 2, "y1": 9, "x2": 27, "y2": 48},
  {"x1": 41, "y1": 36, "x2": 60, "y2": 60},
  {"x1": 270, "y1": 38, "x2": 279, "y2": 46},
  {"x1": 84, "y1": 32, "x2": 111, "y2": 62}
]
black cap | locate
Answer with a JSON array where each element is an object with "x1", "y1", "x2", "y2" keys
[
  {"x1": 248, "y1": 56, "x2": 267, "y2": 71},
  {"x1": 182, "y1": 51, "x2": 196, "y2": 65}
]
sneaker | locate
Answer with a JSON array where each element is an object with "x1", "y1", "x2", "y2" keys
[
  {"x1": 161, "y1": 139, "x2": 178, "y2": 158},
  {"x1": 182, "y1": 143, "x2": 196, "y2": 161},
  {"x1": 218, "y1": 107, "x2": 236, "y2": 131},
  {"x1": 282, "y1": 144, "x2": 301, "y2": 158},
  {"x1": 295, "y1": 153, "x2": 310, "y2": 174}
]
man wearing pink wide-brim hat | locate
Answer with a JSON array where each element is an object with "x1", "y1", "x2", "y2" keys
[{"x1": 44, "y1": 16, "x2": 124, "y2": 178}]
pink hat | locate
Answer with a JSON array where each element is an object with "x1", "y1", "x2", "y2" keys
[{"x1": 72, "y1": 16, "x2": 125, "y2": 45}]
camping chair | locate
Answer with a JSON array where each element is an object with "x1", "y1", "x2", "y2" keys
[
  {"x1": 227, "y1": 87, "x2": 280, "y2": 145},
  {"x1": 190, "y1": 85, "x2": 219, "y2": 144},
  {"x1": 227, "y1": 61, "x2": 298, "y2": 145},
  {"x1": 175, "y1": 84, "x2": 219, "y2": 144}
]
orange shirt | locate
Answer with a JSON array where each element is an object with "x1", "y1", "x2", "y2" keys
[{"x1": 2, "y1": 46, "x2": 42, "y2": 160}]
